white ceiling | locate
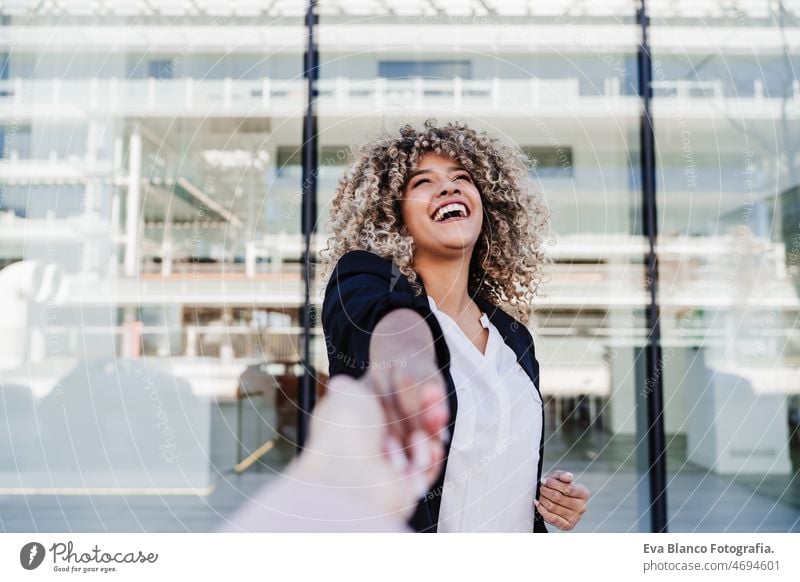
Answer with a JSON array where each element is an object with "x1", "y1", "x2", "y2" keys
[{"x1": 1, "y1": 0, "x2": 798, "y2": 19}]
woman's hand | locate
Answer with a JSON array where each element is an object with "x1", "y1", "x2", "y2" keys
[{"x1": 534, "y1": 469, "x2": 590, "y2": 530}]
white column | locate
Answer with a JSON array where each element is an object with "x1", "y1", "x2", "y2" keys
[
  {"x1": 185, "y1": 325, "x2": 197, "y2": 357},
  {"x1": 89, "y1": 77, "x2": 98, "y2": 109},
  {"x1": 185, "y1": 77, "x2": 194, "y2": 109},
  {"x1": 224, "y1": 76, "x2": 232, "y2": 109},
  {"x1": 51, "y1": 78, "x2": 61, "y2": 105},
  {"x1": 245, "y1": 241, "x2": 256, "y2": 278},
  {"x1": 124, "y1": 132, "x2": 142, "y2": 277},
  {"x1": 109, "y1": 77, "x2": 118, "y2": 109},
  {"x1": 161, "y1": 200, "x2": 174, "y2": 277},
  {"x1": 753, "y1": 78, "x2": 764, "y2": 100},
  {"x1": 84, "y1": 120, "x2": 100, "y2": 220},
  {"x1": 13, "y1": 77, "x2": 22, "y2": 108},
  {"x1": 374, "y1": 77, "x2": 386, "y2": 110},
  {"x1": 713, "y1": 80, "x2": 724, "y2": 105},
  {"x1": 113, "y1": 136, "x2": 123, "y2": 172},
  {"x1": 335, "y1": 76, "x2": 346, "y2": 109},
  {"x1": 86, "y1": 119, "x2": 99, "y2": 165},
  {"x1": 109, "y1": 191, "x2": 120, "y2": 277},
  {"x1": 147, "y1": 77, "x2": 156, "y2": 110},
  {"x1": 530, "y1": 77, "x2": 540, "y2": 107}
]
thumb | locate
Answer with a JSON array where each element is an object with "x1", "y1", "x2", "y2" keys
[{"x1": 551, "y1": 470, "x2": 574, "y2": 483}]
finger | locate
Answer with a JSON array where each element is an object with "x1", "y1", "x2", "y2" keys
[
  {"x1": 394, "y1": 368, "x2": 444, "y2": 429},
  {"x1": 534, "y1": 499, "x2": 573, "y2": 530},
  {"x1": 408, "y1": 428, "x2": 446, "y2": 483},
  {"x1": 539, "y1": 485, "x2": 586, "y2": 512},
  {"x1": 405, "y1": 429, "x2": 433, "y2": 497},
  {"x1": 570, "y1": 482, "x2": 591, "y2": 500},
  {"x1": 384, "y1": 435, "x2": 409, "y2": 474},
  {"x1": 389, "y1": 367, "x2": 428, "y2": 424},
  {"x1": 426, "y1": 440, "x2": 444, "y2": 481},
  {"x1": 544, "y1": 479, "x2": 591, "y2": 501},
  {"x1": 374, "y1": 392, "x2": 405, "y2": 444},
  {"x1": 417, "y1": 377, "x2": 449, "y2": 436},
  {"x1": 380, "y1": 436, "x2": 442, "y2": 500},
  {"x1": 408, "y1": 429, "x2": 431, "y2": 471},
  {"x1": 393, "y1": 370, "x2": 434, "y2": 461},
  {"x1": 420, "y1": 376, "x2": 451, "y2": 449},
  {"x1": 536, "y1": 493, "x2": 578, "y2": 518},
  {"x1": 540, "y1": 476, "x2": 577, "y2": 497},
  {"x1": 368, "y1": 368, "x2": 415, "y2": 444},
  {"x1": 366, "y1": 366, "x2": 447, "y2": 464},
  {"x1": 385, "y1": 368, "x2": 446, "y2": 447},
  {"x1": 546, "y1": 469, "x2": 574, "y2": 483},
  {"x1": 539, "y1": 480, "x2": 590, "y2": 529}
]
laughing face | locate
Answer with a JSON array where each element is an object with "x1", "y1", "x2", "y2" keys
[{"x1": 400, "y1": 152, "x2": 484, "y2": 261}]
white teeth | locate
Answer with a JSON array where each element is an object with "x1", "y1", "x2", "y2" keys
[{"x1": 433, "y1": 202, "x2": 468, "y2": 222}]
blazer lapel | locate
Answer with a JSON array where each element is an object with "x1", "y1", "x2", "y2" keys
[{"x1": 473, "y1": 294, "x2": 540, "y2": 393}]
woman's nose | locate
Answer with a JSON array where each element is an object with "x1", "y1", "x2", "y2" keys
[{"x1": 439, "y1": 179, "x2": 461, "y2": 197}]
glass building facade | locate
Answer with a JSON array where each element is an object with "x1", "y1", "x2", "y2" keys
[{"x1": 0, "y1": 0, "x2": 798, "y2": 532}]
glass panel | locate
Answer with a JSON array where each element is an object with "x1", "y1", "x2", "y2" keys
[
  {"x1": 378, "y1": 60, "x2": 473, "y2": 79},
  {"x1": 318, "y1": 3, "x2": 647, "y2": 532},
  {"x1": 650, "y1": 0, "x2": 800, "y2": 531},
  {"x1": 7, "y1": 0, "x2": 795, "y2": 535},
  {"x1": 0, "y1": 6, "x2": 305, "y2": 532}
]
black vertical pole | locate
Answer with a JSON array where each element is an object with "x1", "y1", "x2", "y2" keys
[
  {"x1": 298, "y1": 0, "x2": 319, "y2": 452},
  {"x1": 636, "y1": 0, "x2": 668, "y2": 532}
]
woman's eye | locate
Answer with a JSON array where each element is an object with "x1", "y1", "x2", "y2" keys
[
  {"x1": 456, "y1": 174, "x2": 471, "y2": 181},
  {"x1": 413, "y1": 178, "x2": 430, "y2": 187}
]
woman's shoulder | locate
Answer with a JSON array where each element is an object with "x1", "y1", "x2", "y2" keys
[
  {"x1": 324, "y1": 249, "x2": 404, "y2": 296},
  {"x1": 326, "y1": 250, "x2": 400, "y2": 286},
  {"x1": 336, "y1": 249, "x2": 391, "y2": 268}
]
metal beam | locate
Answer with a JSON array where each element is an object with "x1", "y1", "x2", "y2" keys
[
  {"x1": 636, "y1": 0, "x2": 668, "y2": 533},
  {"x1": 298, "y1": 0, "x2": 319, "y2": 452}
]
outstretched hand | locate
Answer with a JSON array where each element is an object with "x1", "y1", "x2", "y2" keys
[
  {"x1": 296, "y1": 367, "x2": 449, "y2": 520},
  {"x1": 364, "y1": 362, "x2": 450, "y2": 484}
]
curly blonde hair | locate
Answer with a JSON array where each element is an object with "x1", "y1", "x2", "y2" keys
[{"x1": 319, "y1": 118, "x2": 550, "y2": 323}]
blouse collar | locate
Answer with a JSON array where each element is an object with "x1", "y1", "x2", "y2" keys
[{"x1": 426, "y1": 295, "x2": 490, "y2": 330}]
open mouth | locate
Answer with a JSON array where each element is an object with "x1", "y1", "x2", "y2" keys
[{"x1": 431, "y1": 202, "x2": 470, "y2": 223}]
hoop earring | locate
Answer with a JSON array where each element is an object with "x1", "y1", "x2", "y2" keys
[{"x1": 480, "y1": 231, "x2": 490, "y2": 271}]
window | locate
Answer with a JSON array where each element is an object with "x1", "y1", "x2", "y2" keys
[
  {"x1": 148, "y1": 59, "x2": 176, "y2": 79},
  {"x1": 522, "y1": 146, "x2": 574, "y2": 178},
  {"x1": 378, "y1": 60, "x2": 472, "y2": 79},
  {"x1": 275, "y1": 146, "x2": 351, "y2": 176}
]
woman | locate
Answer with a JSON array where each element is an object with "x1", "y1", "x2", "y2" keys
[{"x1": 320, "y1": 119, "x2": 589, "y2": 532}]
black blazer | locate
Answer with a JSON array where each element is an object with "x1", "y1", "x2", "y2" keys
[{"x1": 321, "y1": 249, "x2": 548, "y2": 533}]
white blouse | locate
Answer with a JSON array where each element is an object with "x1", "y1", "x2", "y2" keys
[{"x1": 427, "y1": 295, "x2": 543, "y2": 533}]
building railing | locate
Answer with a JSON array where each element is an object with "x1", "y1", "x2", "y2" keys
[{"x1": 1, "y1": 76, "x2": 796, "y2": 117}]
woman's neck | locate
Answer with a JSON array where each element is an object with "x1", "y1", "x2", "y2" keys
[{"x1": 414, "y1": 252, "x2": 475, "y2": 319}]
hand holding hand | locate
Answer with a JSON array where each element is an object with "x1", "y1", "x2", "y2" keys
[
  {"x1": 364, "y1": 363, "x2": 450, "y2": 484},
  {"x1": 295, "y1": 367, "x2": 448, "y2": 520},
  {"x1": 365, "y1": 307, "x2": 450, "y2": 485}
]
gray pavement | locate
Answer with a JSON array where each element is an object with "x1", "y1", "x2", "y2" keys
[{"x1": 1, "y1": 402, "x2": 798, "y2": 533}]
